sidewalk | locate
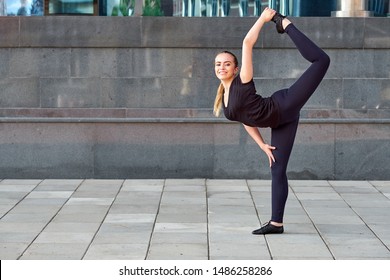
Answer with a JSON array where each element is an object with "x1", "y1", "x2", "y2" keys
[{"x1": 0, "y1": 179, "x2": 389, "y2": 260}]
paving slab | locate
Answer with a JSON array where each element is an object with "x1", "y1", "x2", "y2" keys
[
  {"x1": 108, "y1": 204, "x2": 160, "y2": 214},
  {"x1": 266, "y1": 234, "x2": 334, "y2": 259},
  {"x1": 0, "y1": 205, "x2": 16, "y2": 217},
  {"x1": 209, "y1": 224, "x2": 263, "y2": 243},
  {"x1": 20, "y1": 243, "x2": 90, "y2": 260},
  {"x1": 151, "y1": 232, "x2": 207, "y2": 244},
  {"x1": 279, "y1": 222, "x2": 318, "y2": 234},
  {"x1": 0, "y1": 242, "x2": 30, "y2": 259},
  {"x1": 84, "y1": 243, "x2": 149, "y2": 260},
  {"x1": 104, "y1": 214, "x2": 156, "y2": 223},
  {"x1": 210, "y1": 242, "x2": 271, "y2": 260},
  {"x1": 1, "y1": 213, "x2": 58, "y2": 223},
  {"x1": 33, "y1": 232, "x2": 96, "y2": 244},
  {"x1": 92, "y1": 232, "x2": 152, "y2": 244},
  {"x1": 147, "y1": 243, "x2": 208, "y2": 260},
  {"x1": 98, "y1": 223, "x2": 154, "y2": 234},
  {"x1": 52, "y1": 213, "x2": 107, "y2": 223},
  {"x1": 325, "y1": 236, "x2": 390, "y2": 259},
  {"x1": 154, "y1": 223, "x2": 208, "y2": 234},
  {"x1": 369, "y1": 224, "x2": 390, "y2": 247},
  {"x1": 7, "y1": 204, "x2": 60, "y2": 214},
  {"x1": 0, "y1": 232, "x2": 40, "y2": 243},
  {"x1": 0, "y1": 222, "x2": 47, "y2": 233},
  {"x1": 0, "y1": 179, "x2": 389, "y2": 260},
  {"x1": 43, "y1": 222, "x2": 101, "y2": 233},
  {"x1": 156, "y1": 212, "x2": 207, "y2": 223},
  {"x1": 208, "y1": 213, "x2": 259, "y2": 225}
]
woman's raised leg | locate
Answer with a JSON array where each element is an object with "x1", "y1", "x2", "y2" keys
[{"x1": 277, "y1": 23, "x2": 330, "y2": 125}]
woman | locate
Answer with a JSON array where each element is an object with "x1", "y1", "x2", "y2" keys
[{"x1": 213, "y1": 7, "x2": 330, "y2": 234}]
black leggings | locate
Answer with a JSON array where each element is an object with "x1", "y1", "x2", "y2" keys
[{"x1": 270, "y1": 24, "x2": 330, "y2": 223}]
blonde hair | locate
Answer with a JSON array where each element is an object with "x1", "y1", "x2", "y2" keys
[
  {"x1": 213, "y1": 83, "x2": 225, "y2": 117},
  {"x1": 213, "y1": 51, "x2": 238, "y2": 117}
]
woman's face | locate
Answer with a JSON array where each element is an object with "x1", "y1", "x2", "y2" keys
[{"x1": 214, "y1": 53, "x2": 238, "y2": 82}]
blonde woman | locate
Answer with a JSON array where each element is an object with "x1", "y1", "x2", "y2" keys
[{"x1": 214, "y1": 7, "x2": 330, "y2": 234}]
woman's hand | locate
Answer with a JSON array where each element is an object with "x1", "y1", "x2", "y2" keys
[
  {"x1": 260, "y1": 7, "x2": 276, "y2": 23},
  {"x1": 260, "y1": 143, "x2": 276, "y2": 167},
  {"x1": 242, "y1": 124, "x2": 276, "y2": 168}
]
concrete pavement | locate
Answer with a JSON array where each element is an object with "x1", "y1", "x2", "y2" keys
[{"x1": 0, "y1": 179, "x2": 389, "y2": 260}]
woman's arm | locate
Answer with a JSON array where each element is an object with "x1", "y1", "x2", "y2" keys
[
  {"x1": 243, "y1": 124, "x2": 276, "y2": 167},
  {"x1": 240, "y1": 7, "x2": 276, "y2": 84}
]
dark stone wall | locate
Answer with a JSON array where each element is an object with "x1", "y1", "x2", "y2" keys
[{"x1": 0, "y1": 16, "x2": 389, "y2": 179}]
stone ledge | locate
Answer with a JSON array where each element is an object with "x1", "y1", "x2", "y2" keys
[
  {"x1": 0, "y1": 108, "x2": 388, "y2": 124},
  {"x1": 1, "y1": 118, "x2": 389, "y2": 124}
]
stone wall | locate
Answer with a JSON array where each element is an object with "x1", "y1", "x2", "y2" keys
[{"x1": 0, "y1": 16, "x2": 389, "y2": 179}]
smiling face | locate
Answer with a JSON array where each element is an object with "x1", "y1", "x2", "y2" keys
[{"x1": 214, "y1": 52, "x2": 239, "y2": 82}]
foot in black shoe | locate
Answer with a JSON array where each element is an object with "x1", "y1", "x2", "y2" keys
[
  {"x1": 271, "y1": 12, "x2": 286, "y2": 34},
  {"x1": 252, "y1": 221, "x2": 284, "y2": 235}
]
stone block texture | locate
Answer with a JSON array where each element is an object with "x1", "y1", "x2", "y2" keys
[{"x1": 0, "y1": 17, "x2": 389, "y2": 179}]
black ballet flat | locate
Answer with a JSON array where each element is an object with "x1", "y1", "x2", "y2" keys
[
  {"x1": 271, "y1": 12, "x2": 286, "y2": 34},
  {"x1": 252, "y1": 221, "x2": 284, "y2": 235}
]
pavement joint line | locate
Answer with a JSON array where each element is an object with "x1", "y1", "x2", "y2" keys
[
  {"x1": 245, "y1": 179, "x2": 273, "y2": 259},
  {"x1": 146, "y1": 179, "x2": 167, "y2": 260},
  {"x1": 289, "y1": 181, "x2": 336, "y2": 260},
  {"x1": 0, "y1": 179, "x2": 44, "y2": 220},
  {"x1": 17, "y1": 179, "x2": 85, "y2": 260},
  {"x1": 368, "y1": 180, "x2": 389, "y2": 200},
  {"x1": 205, "y1": 179, "x2": 210, "y2": 260},
  {"x1": 81, "y1": 179, "x2": 127, "y2": 260},
  {"x1": 327, "y1": 181, "x2": 390, "y2": 253}
]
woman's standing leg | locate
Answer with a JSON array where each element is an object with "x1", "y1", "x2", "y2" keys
[
  {"x1": 252, "y1": 117, "x2": 299, "y2": 235},
  {"x1": 270, "y1": 117, "x2": 299, "y2": 223}
]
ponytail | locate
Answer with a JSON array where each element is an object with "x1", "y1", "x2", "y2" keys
[{"x1": 213, "y1": 83, "x2": 224, "y2": 117}]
